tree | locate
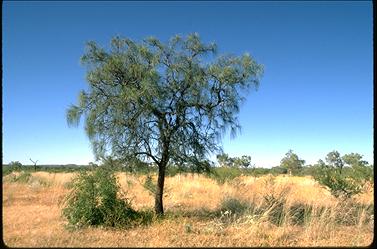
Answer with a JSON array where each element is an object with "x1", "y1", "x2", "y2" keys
[
  {"x1": 325, "y1": 150, "x2": 344, "y2": 174},
  {"x1": 342, "y1": 153, "x2": 368, "y2": 167},
  {"x1": 30, "y1": 158, "x2": 39, "y2": 171},
  {"x1": 342, "y1": 153, "x2": 373, "y2": 182},
  {"x1": 234, "y1": 155, "x2": 252, "y2": 169},
  {"x1": 88, "y1": 162, "x2": 98, "y2": 168},
  {"x1": 67, "y1": 33, "x2": 263, "y2": 215},
  {"x1": 217, "y1": 153, "x2": 230, "y2": 167},
  {"x1": 280, "y1": 150, "x2": 305, "y2": 175},
  {"x1": 217, "y1": 154, "x2": 251, "y2": 169}
]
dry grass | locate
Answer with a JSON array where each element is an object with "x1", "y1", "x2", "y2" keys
[{"x1": 2, "y1": 171, "x2": 374, "y2": 247}]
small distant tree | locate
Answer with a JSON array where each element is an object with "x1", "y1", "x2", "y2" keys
[
  {"x1": 88, "y1": 162, "x2": 98, "y2": 168},
  {"x1": 342, "y1": 153, "x2": 368, "y2": 167},
  {"x1": 66, "y1": 33, "x2": 263, "y2": 215},
  {"x1": 314, "y1": 151, "x2": 372, "y2": 198},
  {"x1": 280, "y1": 150, "x2": 305, "y2": 175},
  {"x1": 325, "y1": 150, "x2": 344, "y2": 174},
  {"x1": 217, "y1": 154, "x2": 251, "y2": 169},
  {"x1": 234, "y1": 155, "x2": 251, "y2": 169},
  {"x1": 316, "y1": 159, "x2": 326, "y2": 168},
  {"x1": 342, "y1": 153, "x2": 373, "y2": 183},
  {"x1": 217, "y1": 153, "x2": 230, "y2": 167},
  {"x1": 30, "y1": 158, "x2": 39, "y2": 171}
]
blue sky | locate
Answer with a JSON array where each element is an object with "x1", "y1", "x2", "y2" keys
[{"x1": 2, "y1": 1, "x2": 373, "y2": 167}]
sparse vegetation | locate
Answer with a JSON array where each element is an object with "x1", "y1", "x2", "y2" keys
[
  {"x1": 3, "y1": 150, "x2": 373, "y2": 247},
  {"x1": 2, "y1": 170, "x2": 373, "y2": 247}
]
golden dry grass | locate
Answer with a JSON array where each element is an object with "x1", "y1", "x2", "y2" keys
[{"x1": 2, "y1": 171, "x2": 374, "y2": 247}]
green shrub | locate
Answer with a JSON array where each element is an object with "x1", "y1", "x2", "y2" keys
[
  {"x1": 62, "y1": 166, "x2": 153, "y2": 229},
  {"x1": 9, "y1": 161, "x2": 23, "y2": 170},
  {"x1": 270, "y1": 166, "x2": 288, "y2": 175},
  {"x1": 351, "y1": 164, "x2": 374, "y2": 183},
  {"x1": 314, "y1": 166, "x2": 363, "y2": 198},
  {"x1": 250, "y1": 167, "x2": 271, "y2": 177},
  {"x1": 2, "y1": 166, "x2": 13, "y2": 176},
  {"x1": 209, "y1": 167, "x2": 243, "y2": 184}
]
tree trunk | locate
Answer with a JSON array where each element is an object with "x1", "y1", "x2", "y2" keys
[
  {"x1": 154, "y1": 118, "x2": 170, "y2": 215},
  {"x1": 155, "y1": 161, "x2": 167, "y2": 215}
]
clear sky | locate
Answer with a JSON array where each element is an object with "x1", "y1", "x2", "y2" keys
[{"x1": 2, "y1": 1, "x2": 373, "y2": 167}]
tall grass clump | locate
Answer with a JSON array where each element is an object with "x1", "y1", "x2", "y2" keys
[
  {"x1": 220, "y1": 196, "x2": 251, "y2": 215},
  {"x1": 143, "y1": 175, "x2": 157, "y2": 195},
  {"x1": 62, "y1": 166, "x2": 154, "y2": 229}
]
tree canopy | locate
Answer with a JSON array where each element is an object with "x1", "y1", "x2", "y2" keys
[
  {"x1": 325, "y1": 150, "x2": 344, "y2": 173},
  {"x1": 67, "y1": 33, "x2": 263, "y2": 214},
  {"x1": 280, "y1": 149, "x2": 305, "y2": 175},
  {"x1": 216, "y1": 153, "x2": 252, "y2": 168}
]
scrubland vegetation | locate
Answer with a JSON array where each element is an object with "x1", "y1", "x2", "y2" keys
[{"x1": 2, "y1": 162, "x2": 373, "y2": 247}]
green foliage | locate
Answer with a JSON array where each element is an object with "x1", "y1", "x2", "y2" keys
[
  {"x1": 314, "y1": 163, "x2": 363, "y2": 198},
  {"x1": 216, "y1": 154, "x2": 252, "y2": 168},
  {"x1": 326, "y1": 150, "x2": 344, "y2": 173},
  {"x1": 297, "y1": 165, "x2": 318, "y2": 176},
  {"x1": 208, "y1": 167, "x2": 243, "y2": 184},
  {"x1": 270, "y1": 166, "x2": 288, "y2": 175},
  {"x1": 67, "y1": 33, "x2": 262, "y2": 167},
  {"x1": 250, "y1": 167, "x2": 271, "y2": 176},
  {"x1": 9, "y1": 161, "x2": 23, "y2": 170},
  {"x1": 62, "y1": 166, "x2": 153, "y2": 228},
  {"x1": 280, "y1": 150, "x2": 305, "y2": 175},
  {"x1": 216, "y1": 153, "x2": 230, "y2": 167},
  {"x1": 352, "y1": 164, "x2": 374, "y2": 183},
  {"x1": 2, "y1": 166, "x2": 13, "y2": 176},
  {"x1": 342, "y1": 153, "x2": 373, "y2": 183},
  {"x1": 143, "y1": 175, "x2": 157, "y2": 195},
  {"x1": 314, "y1": 151, "x2": 373, "y2": 198},
  {"x1": 165, "y1": 165, "x2": 181, "y2": 177},
  {"x1": 67, "y1": 33, "x2": 263, "y2": 214},
  {"x1": 238, "y1": 155, "x2": 252, "y2": 169},
  {"x1": 342, "y1": 153, "x2": 367, "y2": 167}
]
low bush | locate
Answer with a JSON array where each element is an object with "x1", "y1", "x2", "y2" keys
[
  {"x1": 62, "y1": 166, "x2": 154, "y2": 229},
  {"x1": 314, "y1": 166, "x2": 363, "y2": 198},
  {"x1": 2, "y1": 166, "x2": 14, "y2": 176},
  {"x1": 208, "y1": 167, "x2": 243, "y2": 184},
  {"x1": 270, "y1": 166, "x2": 288, "y2": 176}
]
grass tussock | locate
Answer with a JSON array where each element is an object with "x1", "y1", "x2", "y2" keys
[{"x1": 2, "y1": 172, "x2": 374, "y2": 247}]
